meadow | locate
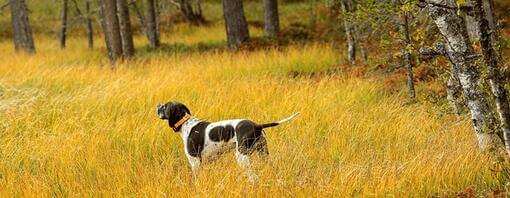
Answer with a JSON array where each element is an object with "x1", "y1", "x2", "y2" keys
[{"x1": 0, "y1": 1, "x2": 507, "y2": 197}]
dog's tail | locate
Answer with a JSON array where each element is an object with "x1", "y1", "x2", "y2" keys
[{"x1": 256, "y1": 112, "x2": 300, "y2": 129}]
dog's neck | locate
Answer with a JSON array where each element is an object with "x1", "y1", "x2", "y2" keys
[{"x1": 177, "y1": 116, "x2": 201, "y2": 140}]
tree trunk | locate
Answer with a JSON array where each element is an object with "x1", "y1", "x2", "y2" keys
[
  {"x1": 310, "y1": 0, "x2": 317, "y2": 31},
  {"x1": 59, "y1": 0, "x2": 69, "y2": 49},
  {"x1": 180, "y1": 0, "x2": 205, "y2": 25},
  {"x1": 426, "y1": 0, "x2": 500, "y2": 150},
  {"x1": 263, "y1": 0, "x2": 279, "y2": 37},
  {"x1": 401, "y1": 11, "x2": 415, "y2": 100},
  {"x1": 196, "y1": 0, "x2": 203, "y2": 16},
  {"x1": 463, "y1": 0, "x2": 497, "y2": 41},
  {"x1": 341, "y1": 0, "x2": 356, "y2": 65},
  {"x1": 222, "y1": 0, "x2": 249, "y2": 50},
  {"x1": 116, "y1": 0, "x2": 135, "y2": 57},
  {"x1": 10, "y1": 0, "x2": 35, "y2": 54},
  {"x1": 146, "y1": 0, "x2": 160, "y2": 48},
  {"x1": 473, "y1": 0, "x2": 510, "y2": 156},
  {"x1": 129, "y1": 0, "x2": 146, "y2": 34},
  {"x1": 359, "y1": 42, "x2": 368, "y2": 61},
  {"x1": 446, "y1": 71, "x2": 465, "y2": 115},
  {"x1": 99, "y1": 0, "x2": 123, "y2": 62},
  {"x1": 85, "y1": 0, "x2": 94, "y2": 49}
]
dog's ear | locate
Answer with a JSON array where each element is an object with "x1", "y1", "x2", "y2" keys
[{"x1": 180, "y1": 103, "x2": 191, "y2": 115}]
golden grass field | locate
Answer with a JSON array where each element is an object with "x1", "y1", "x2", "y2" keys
[{"x1": 0, "y1": 25, "x2": 506, "y2": 196}]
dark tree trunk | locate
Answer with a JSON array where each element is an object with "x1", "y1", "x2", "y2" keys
[
  {"x1": 222, "y1": 0, "x2": 249, "y2": 50},
  {"x1": 180, "y1": 0, "x2": 205, "y2": 25},
  {"x1": 473, "y1": 0, "x2": 510, "y2": 156},
  {"x1": 310, "y1": 0, "x2": 317, "y2": 31},
  {"x1": 401, "y1": 11, "x2": 415, "y2": 100},
  {"x1": 464, "y1": 0, "x2": 497, "y2": 41},
  {"x1": 129, "y1": 0, "x2": 146, "y2": 33},
  {"x1": 99, "y1": 0, "x2": 123, "y2": 63},
  {"x1": 85, "y1": 0, "x2": 94, "y2": 49},
  {"x1": 116, "y1": 0, "x2": 135, "y2": 57},
  {"x1": 10, "y1": 0, "x2": 35, "y2": 54},
  {"x1": 263, "y1": 0, "x2": 279, "y2": 37},
  {"x1": 196, "y1": 0, "x2": 203, "y2": 16},
  {"x1": 426, "y1": 0, "x2": 501, "y2": 150},
  {"x1": 146, "y1": 0, "x2": 160, "y2": 48},
  {"x1": 59, "y1": 0, "x2": 69, "y2": 49},
  {"x1": 341, "y1": 0, "x2": 356, "y2": 65}
]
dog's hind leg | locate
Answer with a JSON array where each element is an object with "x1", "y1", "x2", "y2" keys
[
  {"x1": 235, "y1": 151, "x2": 258, "y2": 183},
  {"x1": 255, "y1": 136, "x2": 270, "y2": 162}
]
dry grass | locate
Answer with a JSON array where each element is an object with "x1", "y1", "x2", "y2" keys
[{"x1": 0, "y1": 28, "x2": 504, "y2": 196}]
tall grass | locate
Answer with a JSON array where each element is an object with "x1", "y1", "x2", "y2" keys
[{"x1": 0, "y1": 32, "x2": 503, "y2": 196}]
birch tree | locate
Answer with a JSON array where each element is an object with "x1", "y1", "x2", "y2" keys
[
  {"x1": 398, "y1": 0, "x2": 415, "y2": 100},
  {"x1": 340, "y1": 0, "x2": 356, "y2": 64},
  {"x1": 472, "y1": 0, "x2": 510, "y2": 155},
  {"x1": 424, "y1": 0, "x2": 501, "y2": 150}
]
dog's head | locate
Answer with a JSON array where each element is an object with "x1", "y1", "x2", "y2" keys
[{"x1": 157, "y1": 101, "x2": 191, "y2": 130}]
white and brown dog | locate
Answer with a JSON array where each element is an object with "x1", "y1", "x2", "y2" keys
[{"x1": 157, "y1": 101, "x2": 299, "y2": 182}]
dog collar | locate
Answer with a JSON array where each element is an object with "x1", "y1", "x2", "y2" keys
[{"x1": 172, "y1": 114, "x2": 191, "y2": 131}]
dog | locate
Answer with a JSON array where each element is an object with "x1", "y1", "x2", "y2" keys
[{"x1": 156, "y1": 101, "x2": 299, "y2": 182}]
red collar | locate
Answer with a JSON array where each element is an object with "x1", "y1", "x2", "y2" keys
[{"x1": 172, "y1": 114, "x2": 190, "y2": 131}]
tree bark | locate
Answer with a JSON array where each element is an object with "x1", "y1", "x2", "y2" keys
[
  {"x1": 446, "y1": 71, "x2": 465, "y2": 115},
  {"x1": 116, "y1": 0, "x2": 135, "y2": 57},
  {"x1": 222, "y1": 0, "x2": 249, "y2": 50},
  {"x1": 310, "y1": 0, "x2": 317, "y2": 31},
  {"x1": 85, "y1": 0, "x2": 94, "y2": 49},
  {"x1": 10, "y1": 0, "x2": 35, "y2": 54},
  {"x1": 473, "y1": 0, "x2": 510, "y2": 156},
  {"x1": 129, "y1": 0, "x2": 146, "y2": 33},
  {"x1": 341, "y1": 0, "x2": 356, "y2": 65},
  {"x1": 99, "y1": 0, "x2": 123, "y2": 62},
  {"x1": 146, "y1": 0, "x2": 160, "y2": 48},
  {"x1": 263, "y1": 0, "x2": 279, "y2": 37},
  {"x1": 359, "y1": 42, "x2": 368, "y2": 61},
  {"x1": 401, "y1": 11, "x2": 416, "y2": 100},
  {"x1": 463, "y1": 0, "x2": 496, "y2": 41},
  {"x1": 180, "y1": 0, "x2": 205, "y2": 25},
  {"x1": 426, "y1": 0, "x2": 500, "y2": 150},
  {"x1": 59, "y1": 0, "x2": 69, "y2": 49}
]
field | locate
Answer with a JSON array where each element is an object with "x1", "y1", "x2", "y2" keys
[{"x1": 0, "y1": 1, "x2": 507, "y2": 197}]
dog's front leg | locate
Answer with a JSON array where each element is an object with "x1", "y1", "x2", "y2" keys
[{"x1": 187, "y1": 156, "x2": 201, "y2": 182}]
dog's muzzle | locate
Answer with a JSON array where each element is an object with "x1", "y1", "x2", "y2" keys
[{"x1": 157, "y1": 104, "x2": 166, "y2": 119}]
